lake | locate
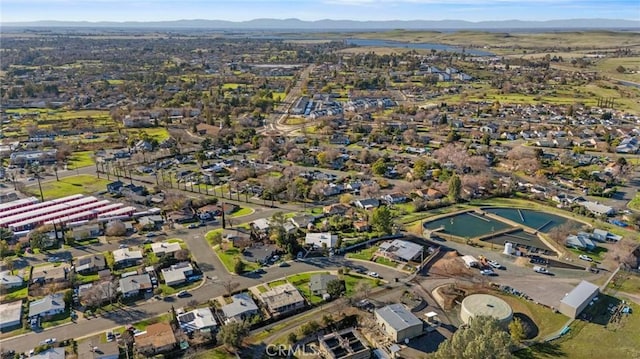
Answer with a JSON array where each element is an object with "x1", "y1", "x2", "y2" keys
[{"x1": 346, "y1": 38, "x2": 494, "y2": 56}]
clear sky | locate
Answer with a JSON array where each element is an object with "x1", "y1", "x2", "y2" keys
[{"x1": 2, "y1": 0, "x2": 639, "y2": 23}]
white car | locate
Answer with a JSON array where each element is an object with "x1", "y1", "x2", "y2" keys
[
  {"x1": 578, "y1": 255, "x2": 593, "y2": 262},
  {"x1": 480, "y1": 269, "x2": 496, "y2": 276},
  {"x1": 368, "y1": 272, "x2": 380, "y2": 278},
  {"x1": 41, "y1": 338, "x2": 56, "y2": 345},
  {"x1": 488, "y1": 260, "x2": 502, "y2": 269}
]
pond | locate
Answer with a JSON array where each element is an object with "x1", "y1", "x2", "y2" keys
[
  {"x1": 423, "y1": 211, "x2": 511, "y2": 238},
  {"x1": 346, "y1": 38, "x2": 494, "y2": 56},
  {"x1": 484, "y1": 208, "x2": 580, "y2": 233}
]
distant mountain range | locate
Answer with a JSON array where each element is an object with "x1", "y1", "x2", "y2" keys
[{"x1": 2, "y1": 18, "x2": 640, "y2": 30}]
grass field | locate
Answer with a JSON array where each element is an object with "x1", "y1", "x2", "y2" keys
[
  {"x1": 629, "y1": 193, "x2": 640, "y2": 211},
  {"x1": 0, "y1": 286, "x2": 28, "y2": 302},
  {"x1": 125, "y1": 127, "x2": 170, "y2": 142},
  {"x1": 496, "y1": 294, "x2": 568, "y2": 340},
  {"x1": 26, "y1": 175, "x2": 111, "y2": 199},
  {"x1": 517, "y1": 301, "x2": 640, "y2": 359},
  {"x1": 230, "y1": 207, "x2": 254, "y2": 218},
  {"x1": 68, "y1": 151, "x2": 95, "y2": 168},
  {"x1": 593, "y1": 57, "x2": 640, "y2": 83},
  {"x1": 267, "y1": 279, "x2": 288, "y2": 288},
  {"x1": 213, "y1": 244, "x2": 260, "y2": 274}
]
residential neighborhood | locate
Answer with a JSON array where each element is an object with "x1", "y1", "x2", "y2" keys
[{"x1": 1, "y1": 18, "x2": 640, "y2": 359}]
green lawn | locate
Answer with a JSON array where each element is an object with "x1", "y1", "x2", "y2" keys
[
  {"x1": 629, "y1": 193, "x2": 640, "y2": 211},
  {"x1": 343, "y1": 274, "x2": 379, "y2": 297},
  {"x1": 374, "y1": 256, "x2": 397, "y2": 268},
  {"x1": 608, "y1": 273, "x2": 640, "y2": 294},
  {"x1": 75, "y1": 273, "x2": 99, "y2": 284},
  {"x1": 26, "y1": 175, "x2": 111, "y2": 199},
  {"x1": 346, "y1": 246, "x2": 378, "y2": 261},
  {"x1": 230, "y1": 207, "x2": 254, "y2": 218},
  {"x1": 41, "y1": 310, "x2": 71, "y2": 329},
  {"x1": 496, "y1": 294, "x2": 568, "y2": 340},
  {"x1": 213, "y1": 244, "x2": 259, "y2": 274},
  {"x1": 193, "y1": 348, "x2": 236, "y2": 359},
  {"x1": 568, "y1": 247, "x2": 608, "y2": 262},
  {"x1": 517, "y1": 301, "x2": 640, "y2": 359},
  {"x1": 132, "y1": 313, "x2": 172, "y2": 331},
  {"x1": 257, "y1": 285, "x2": 268, "y2": 293},
  {"x1": 0, "y1": 286, "x2": 28, "y2": 302},
  {"x1": 68, "y1": 151, "x2": 95, "y2": 168},
  {"x1": 268, "y1": 279, "x2": 288, "y2": 288}
]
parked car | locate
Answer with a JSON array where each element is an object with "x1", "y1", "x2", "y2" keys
[
  {"x1": 368, "y1": 272, "x2": 380, "y2": 278},
  {"x1": 106, "y1": 331, "x2": 115, "y2": 342},
  {"x1": 480, "y1": 269, "x2": 496, "y2": 276},
  {"x1": 488, "y1": 260, "x2": 503, "y2": 269},
  {"x1": 146, "y1": 232, "x2": 157, "y2": 238},
  {"x1": 279, "y1": 262, "x2": 290, "y2": 267},
  {"x1": 47, "y1": 257, "x2": 60, "y2": 263},
  {"x1": 533, "y1": 266, "x2": 550, "y2": 274},
  {"x1": 578, "y1": 254, "x2": 593, "y2": 262},
  {"x1": 119, "y1": 244, "x2": 128, "y2": 249},
  {"x1": 177, "y1": 290, "x2": 190, "y2": 298},
  {"x1": 187, "y1": 223, "x2": 199, "y2": 229},
  {"x1": 41, "y1": 338, "x2": 56, "y2": 345}
]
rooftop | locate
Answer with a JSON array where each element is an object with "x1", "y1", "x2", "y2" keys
[
  {"x1": 178, "y1": 307, "x2": 217, "y2": 332},
  {"x1": 375, "y1": 303, "x2": 422, "y2": 331},
  {"x1": 561, "y1": 280, "x2": 600, "y2": 308},
  {"x1": 0, "y1": 300, "x2": 23, "y2": 326},
  {"x1": 134, "y1": 322, "x2": 177, "y2": 351},
  {"x1": 221, "y1": 292, "x2": 259, "y2": 319},
  {"x1": 259, "y1": 283, "x2": 305, "y2": 310},
  {"x1": 378, "y1": 239, "x2": 423, "y2": 261}
]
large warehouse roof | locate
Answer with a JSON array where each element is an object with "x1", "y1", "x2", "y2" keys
[
  {"x1": 0, "y1": 194, "x2": 84, "y2": 219},
  {"x1": 561, "y1": 280, "x2": 599, "y2": 308}
]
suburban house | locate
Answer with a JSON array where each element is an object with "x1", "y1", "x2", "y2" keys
[
  {"x1": 118, "y1": 273, "x2": 152, "y2": 297},
  {"x1": 106, "y1": 180, "x2": 125, "y2": 195},
  {"x1": 31, "y1": 348, "x2": 66, "y2": 359},
  {"x1": 177, "y1": 307, "x2": 217, "y2": 333},
  {"x1": 565, "y1": 233, "x2": 597, "y2": 251},
  {"x1": 353, "y1": 220, "x2": 371, "y2": 232},
  {"x1": 72, "y1": 224, "x2": 103, "y2": 241},
  {"x1": 323, "y1": 203, "x2": 350, "y2": 216},
  {"x1": 579, "y1": 201, "x2": 615, "y2": 216},
  {"x1": 0, "y1": 300, "x2": 22, "y2": 330},
  {"x1": 135, "y1": 322, "x2": 177, "y2": 356},
  {"x1": 78, "y1": 281, "x2": 117, "y2": 306},
  {"x1": 258, "y1": 283, "x2": 306, "y2": 316},
  {"x1": 138, "y1": 215, "x2": 165, "y2": 230},
  {"x1": 289, "y1": 214, "x2": 317, "y2": 229},
  {"x1": 161, "y1": 262, "x2": 194, "y2": 286},
  {"x1": 309, "y1": 274, "x2": 339, "y2": 296},
  {"x1": 375, "y1": 304, "x2": 423, "y2": 342},
  {"x1": 28, "y1": 293, "x2": 66, "y2": 319},
  {"x1": 0, "y1": 270, "x2": 24, "y2": 289},
  {"x1": 151, "y1": 241, "x2": 182, "y2": 257},
  {"x1": 354, "y1": 198, "x2": 380, "y2": 210},
  {"x1": 305, "y1": 232, "x2": 339, "y2": 249},
  {"x1": 221, "y1": 293, "x2": 260, "y2": 324},
  {"x1": 75, "y1": 254, "x2": 106, "y2": 274},
  {"x1": 113, "y1": 248, "x2": 143, "y2": 268},
  {"x1": 31, "y1": 264, "x2": 69, "y2": 284},
  {"x1": 382, "y1": 193, "x2": 407, "y2": 204},
  {"x1": 77, "y1": 337, "x2": 119, "y2": 359},
  {"x1": 378, "y1": 240, "x2": 424, "y2": 262}
]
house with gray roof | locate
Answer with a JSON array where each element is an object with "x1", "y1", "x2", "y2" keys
[
  {"x1": 112, "y1": 248, "x2": 143, "y2": 268},
  {"x1": 0, "y1": 300, "x2": 22, "y2": 330},
  {"x1": 309, "y1": 274, "x2": 339, "y2": 296},
  {"x1": 221, "y1": 293, "x2": 259, "y2": 324},
  {"x1": 374, "y1": 304, "x2": 423, "y2": 342},
  {"x1": 378, "y1": 240, "x2": 423, "y2": 262},
  {"x1": 75, "y1": 254, "x2": 106, "y2": 274},
  {"x1": 32, "y1": 348, "x2": 65, "y2": 359},
  {"x1": 0, "y1": 270, "x2": 24, "y2": 289},
  {"x1": 178, "y1": 307, "x2": 217, "y2": 333},
  {"x1": 559, "y1": 280, "x2": 599, "y2": 318},
  {"x1": 29, "y1": 293, "x2": 66, "y2": 319},
  {"x1": 151, "y1": 241, "x2": 182, "y2": 257},
  {"x1": 160, "y1": 262, "x2": 194, "y2": 286},
  {"x1": 118, "y1": 273, "x2": 152, "y2": 297}
]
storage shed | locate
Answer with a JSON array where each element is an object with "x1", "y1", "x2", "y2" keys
[{"x1": 559, "y1": 280, "x2": 599, "y2": 318}]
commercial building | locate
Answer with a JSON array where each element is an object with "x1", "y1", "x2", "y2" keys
[
  {"x1": 559, "y1": 280, "x2": 600, "y2": 318},
  {"x1": 374, "y1": 304, "x2": 423, "y2": 343}
]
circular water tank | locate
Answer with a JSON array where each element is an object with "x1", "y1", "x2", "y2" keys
[
  {"x1": 460, "y1": 294, "x2": 513, "y2": 325},
  {"x1": 504, "y1": 242, "x2": 513, "y2": 255}
]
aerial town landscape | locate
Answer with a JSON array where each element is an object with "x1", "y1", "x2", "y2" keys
[{"x1": 0, "y1": 1, "x2": 640, "y2": 358}]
